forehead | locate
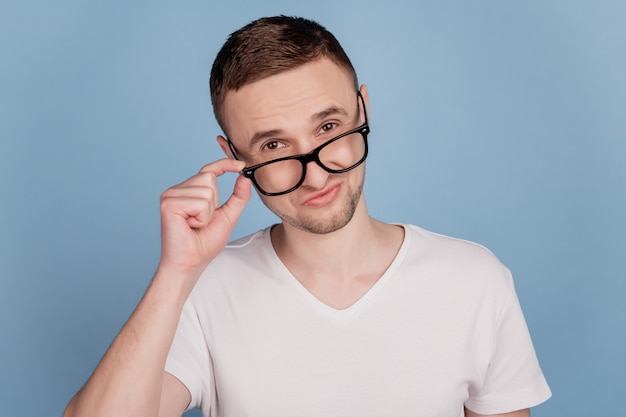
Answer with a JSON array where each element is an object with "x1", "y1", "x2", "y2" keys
[{"x1": 222, "y1": 58, "x2": 356, "y2": 142}]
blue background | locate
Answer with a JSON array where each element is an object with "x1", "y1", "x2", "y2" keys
[{"x1": 1, "y1": 1, "x2": 624, "y2": 416}]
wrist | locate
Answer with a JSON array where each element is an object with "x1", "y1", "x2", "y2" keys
[{"x1": 150, "y1": 265, "x2": 202, "y2": 308}]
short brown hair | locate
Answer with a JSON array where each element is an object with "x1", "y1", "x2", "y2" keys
[{"x1": 210, "y1": 16, "x2": 358, "y2": 135}]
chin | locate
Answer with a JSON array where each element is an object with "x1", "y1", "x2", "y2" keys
[{"x1": 264, "y1": 181, "x2": 363, "y2": 235}]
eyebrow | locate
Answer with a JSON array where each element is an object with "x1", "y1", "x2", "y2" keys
[
  {"x1": 246, "y1": 105, "x2": 350, "y2": 150},
  {"x1": 310, "y1": 105, "x2": 349, "y2": 123},
  {"x1": 248, "y1": 129, "x2": 285, "y2": 150}
]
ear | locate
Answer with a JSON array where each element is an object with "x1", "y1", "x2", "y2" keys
[
  {"x1": 359, "y1": 84, "x2": 370, "y2": 121},
  {"x1": 217, "y1": 135, "x2": 235, "y2": 159}
]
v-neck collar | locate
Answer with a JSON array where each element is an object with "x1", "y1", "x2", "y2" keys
[{"x1": 262, "y1": 224, "x2": 411, "y2": 319}]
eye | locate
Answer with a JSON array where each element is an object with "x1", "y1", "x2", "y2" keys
[
  {"x1": 262, "y1": 140, "x2": 285, "y2": 151},
  {"x1": 320, "y1": 122, "x2": 338, "y2": 134}
]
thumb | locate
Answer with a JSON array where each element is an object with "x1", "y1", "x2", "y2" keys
[{"x1": 217, "y1": 174, "x2": 252, "y2": 228}]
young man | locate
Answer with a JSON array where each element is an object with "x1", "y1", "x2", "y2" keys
[{"x1": 63, "y1": 16, "x2": 551, "y2": 417}]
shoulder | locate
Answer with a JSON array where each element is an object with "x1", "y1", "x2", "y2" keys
[
  {"x1": 216, "y1": 227, "x2": 271, "y2": 265},
  {"x1": 401, "y1": 224, "x2": 514, "y2": 291},
  {"x1": 404, "y1": 224, "x2": 504, "y2": 263},
  {"x1": 192, "y1": 227, "x2": 273, "y2": 288}
]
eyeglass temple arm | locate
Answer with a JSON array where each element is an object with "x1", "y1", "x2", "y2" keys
[{"x1": 226, "y1": 139, "x2": 240, "y2": 160}]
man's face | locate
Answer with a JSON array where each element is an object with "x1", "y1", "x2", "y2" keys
[{"x1": 220, "y1": 58, "x2": 368, "y2": 234}]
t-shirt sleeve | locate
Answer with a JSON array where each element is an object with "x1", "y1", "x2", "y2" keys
[
  {"x1": 465, "y1": 281, "x2": 552, "y2": 414},
  {"x1": 165, "y1": 299, "x2": 213, "y2": 415}
]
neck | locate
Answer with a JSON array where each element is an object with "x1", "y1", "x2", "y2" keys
[
  {"x1": 270, "y1": 197, "x2": 405, "y2": 310},
  {"x1": 273, "y1": 198, "x2": 364, "y2": 261},
  {"x1": 271, "y1": 197, "x2": 402, "y2": 278}
]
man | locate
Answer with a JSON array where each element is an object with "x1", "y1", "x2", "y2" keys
[{"x1": 63, "y1": 16, "x2": 551, "y2": 417}]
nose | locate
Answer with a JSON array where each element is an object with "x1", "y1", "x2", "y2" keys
[{"x1": 300, "y1": 159, "x2": 330, "y2": 190}]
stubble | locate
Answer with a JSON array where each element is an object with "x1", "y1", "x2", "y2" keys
[{"x1": 261, "y1": 178, "x2": 364, "y2": 235}]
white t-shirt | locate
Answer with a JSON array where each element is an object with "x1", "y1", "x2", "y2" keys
[{"x1": 165, "y1": 224, "x2": 551, "y2": 417}]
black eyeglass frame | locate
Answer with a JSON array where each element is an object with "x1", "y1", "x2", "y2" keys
[{"x1": 226, "y1": 91, "x2": 370, "y2": 196}]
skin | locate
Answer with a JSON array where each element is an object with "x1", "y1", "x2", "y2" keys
[
  {"x1": 219, "y1": 59, "x2": 368, "y2": 236},
  {"x1": 62, "y1": 58, "x2": 531, "y2": 417},
  {"x1": 218, "y1": 59, "x2": 403, "y2": 310},
  {"x1": 63, "y1": 157, "x2": 251, "y2": 417}
]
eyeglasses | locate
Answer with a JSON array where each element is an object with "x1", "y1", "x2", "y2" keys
[{"x1": 227, "y1": 92, "x2": 370, "y2": 196}]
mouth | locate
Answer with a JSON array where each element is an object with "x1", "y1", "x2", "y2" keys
[{"x1": 301, "y1": 183, "x2": 342, "y2": 207}]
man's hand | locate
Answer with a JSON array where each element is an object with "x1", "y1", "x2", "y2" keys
[
  {"x1": 63, "y1": 159, "x2": 251, "y2": 417},
  {"x1": 158, "y1": 158, "x2": 251, "y2": 289}
]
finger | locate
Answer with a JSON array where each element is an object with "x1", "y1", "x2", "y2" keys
[
  {"x1": 185, "y1": 198, "x2": 215, "y2": 229},
  {"x1": 161, "y1": 184, "x2": 217, "y2": 208},
  {"x1": 199, "y1": 158, "x2": 246, "y2": 176},
  {"x1": 217, "y1": 174, "x2": 252, "y2": 228},
  {"x1": 200, "y1": 159, "x2": 245, "y2": 208},
  {"x1": 169, "y1": 158, "x2": 243, "y2": 192},
  {"x1": 169, "y1": 170, "x2": 222, "y2": 209},
  {"x1": 161, "y1": 195, "x2": 217, "y2": 229}
]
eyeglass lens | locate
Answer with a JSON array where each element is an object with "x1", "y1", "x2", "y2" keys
[{"x1": 252, "y1": 131, "x2": 366, "y2": 195}]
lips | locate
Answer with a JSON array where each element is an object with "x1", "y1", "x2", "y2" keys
[{"x1": 302, "y1": 183, "x2": 341, "y2": 207}]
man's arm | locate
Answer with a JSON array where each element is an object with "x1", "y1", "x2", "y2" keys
[
  {"x1": 63, "y1": 373, "x2": 190, "y2": 417},
  {"x1": 465, "y1": 408, "x2": 530, "y2": 417},
  {"x1": 64, "y1": 373, "x2": 193, "y2": 417},
  {"x1": 62, "y1": 159, "x2": 251, "y2": 417},
  {"x1": 62, "y1": 273, "x2": 192, "y2": 417}
]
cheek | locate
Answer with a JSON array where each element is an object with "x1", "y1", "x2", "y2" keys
[
  {"x1": 349, "y1": 163, "x2": 366, "y2": 184},
  {"x1": 258, "y1": 192, "x2": 293, "y2": 213}
]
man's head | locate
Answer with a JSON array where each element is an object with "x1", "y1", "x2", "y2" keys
[
  {"x1": 211, "y1": 16, "x2": 368, "y2": 235},
  {"x1": 210, "y1": 16, "x2": 358, "y2": 136}
]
